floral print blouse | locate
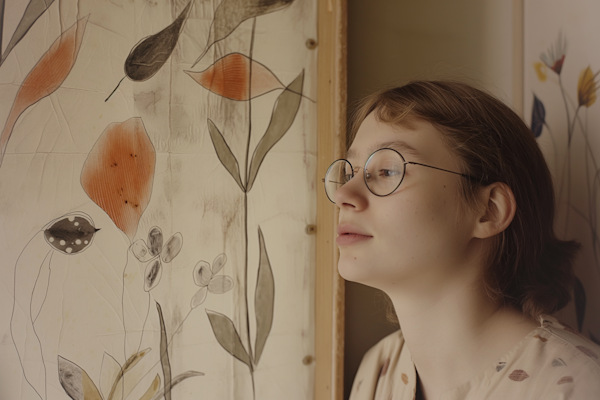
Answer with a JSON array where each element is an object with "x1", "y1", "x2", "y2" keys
[{"x1": 349, "y1": 315, "x2": 600, "y2": 400}]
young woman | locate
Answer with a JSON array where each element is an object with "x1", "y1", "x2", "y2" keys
[{"x1": 324, "y1": 81, "x2": 600, "y2": 399}]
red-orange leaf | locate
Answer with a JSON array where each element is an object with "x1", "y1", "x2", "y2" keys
[
  {"x1": 0, "y1": 15, "x2": 89, "y2": 169},
  {"x1": 81, "y1": 118, "x2": 155, "y2": 242},
  {"x1": 185, "y1": 53, "x2": 283, "y2": 101}
]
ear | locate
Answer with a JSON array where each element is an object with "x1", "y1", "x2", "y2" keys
[{"x1": 473, "y1": 182, "x2": 516, "y2": 239}]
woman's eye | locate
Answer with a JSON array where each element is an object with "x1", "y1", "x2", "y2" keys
[{"x1": 378, "y1": 169, "x2": 400, "y2": 178}]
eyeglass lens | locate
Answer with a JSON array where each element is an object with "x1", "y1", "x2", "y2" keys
[{"x1": 324, "y1": 148, "x2": 406, "y2": 202}]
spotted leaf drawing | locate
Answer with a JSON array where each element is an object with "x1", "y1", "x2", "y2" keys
[
  {"x1": 247, "y1": 70, "x2": 304, "y2": 191},
  {"x1": 0, "y1": 15, "x2": 88, "y2": 170},
  {"x1": 207, "y1": 119, "x2": 244, "y2": 191},
  {"x1": 58, "y1": 356, "x2": 103, "y2": 400},
  {"x1": 81, "y1": 118, "x2": 156, "y2": 242},
  {"x1": 44, "y1": 214, "x2": 99, "y2": 255},
  {"x1": 254, "y1": 227, "x2": 275, "y2": 364},
  {"x1": 185, "y1": 53, "x2": 283, "y2": 100},
  {"x1": 125, "y1": 1, "x2": 192, "y2": 81},
  {"x1": 206, "y1": 310, "x2": 252, "y2": 368},
  {"x1": 0, "y1": 0, "x2": 57, "y2": 66},
  {"x1": 192, "y1": 0, "x2": 295, "y2": 66},
  {"x1": 531, "y1": 94, "x2": 546, "y2": 138}
]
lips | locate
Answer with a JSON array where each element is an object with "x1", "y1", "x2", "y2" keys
[{"x1": 336, "y1": 223, "x2": 372, "y2": 246}]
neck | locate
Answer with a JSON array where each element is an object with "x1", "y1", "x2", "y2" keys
[{"x1": 386, "y1": 271, "x2": 537, "y2": 400}]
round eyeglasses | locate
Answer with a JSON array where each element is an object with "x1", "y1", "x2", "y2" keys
[{"x1": 323, "y1": 148, "x2": 476, "y2": 203}]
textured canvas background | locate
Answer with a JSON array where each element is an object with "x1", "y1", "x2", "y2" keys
[{"x1": 0, "y1": 1, "x2": 317, "y2": 399}]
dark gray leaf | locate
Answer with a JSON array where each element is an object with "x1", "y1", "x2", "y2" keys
[
  {"x1": 144, "y1": 259, "x2": 162, "y2": 292},
  {"x1": 247, "y1": 70, "x2": 304, "y2": 191},
  {"x1": 148, "y1": 226, "x2": 163, "y2": 257},
  {"x1": 44, "y1": 213, "x2": 98, "y2": 255},
  {"x1": 206, "y1": 310, "x2": 252, "y2": 368},
  {"x1": 161, "y1": 232, "x2": 183, "y2": 263},
  {"x1": 1, "y1": 0, "x2": 57, "y2": 66},
  {"x1": 207, "y1": 119, "x2": 244, "y2": 191},
  {"x1": 254, "y1": 227, "x2": 275, "y2": 364},
  {"x1": 157, "y1": 302, "x2": 172, "y2": 400},
  {"x1": 58, "y1": 356, "x2": 102, "y2": 400}
]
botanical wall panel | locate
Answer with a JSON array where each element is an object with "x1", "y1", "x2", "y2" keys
[
  {"x1": 524, "y1": 0, "x2": 600, "y2": 343},
  {"x1": 0, "y1": 1, "x2": 317, "y2": 399}
]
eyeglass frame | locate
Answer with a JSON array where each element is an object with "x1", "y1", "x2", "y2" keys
[{"x1": 323, "y1": 147, "x2": 480, "y2": 203}]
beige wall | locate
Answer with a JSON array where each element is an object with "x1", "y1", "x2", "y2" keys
[{"x1": 344, "y1": 0, "x2": 517, "y2": 397}]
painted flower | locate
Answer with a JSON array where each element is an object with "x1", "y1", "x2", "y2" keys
[
  {"x1": 578, "y1": 66, "x2": 598, "y2": 108},
  {"x1": 533, "y1": 62, "x2": 547, "y2": 82},
  {"x1": 540, "y1": 31, "x2": 567, "y2": 75},
  {"x1": 191, "y1": 253, "x2": 233, "y2": 308},
  {"x1": 131, "y1": 226, "x2": 183, "y2": 291}
]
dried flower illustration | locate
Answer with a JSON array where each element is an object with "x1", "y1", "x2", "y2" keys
[
  {"x1": 540, "y1": 31, "x2": 567, "y2": 75},
  {"x1": 191, "y1": 254, "x2": 233, "y2": 308}
]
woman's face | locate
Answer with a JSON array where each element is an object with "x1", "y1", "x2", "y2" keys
[{"x1": 335, "y1": 113, "x2": 480, "y2": 293}]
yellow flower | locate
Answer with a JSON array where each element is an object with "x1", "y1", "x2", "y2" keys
[
  {"x1": 578, "y1": 66, "x2": 598, "y2": 108},
  {"x1": 534, "y1": 62, "x2": 547, "y2": 82}
]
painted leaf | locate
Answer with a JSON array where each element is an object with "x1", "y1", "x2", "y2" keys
[
  {"x1": 157, "y1": 303, "x2": 172, "y2": 400},
  {"x1": 208, "y1": 275, "x2": 234, "y2": 294},
  {"x1": 574, "y1": 276, "x2": 586, "y2": 332},
  {"x1": 161, "y1": 232, "x2": 183, "y2": 263},
  {"x1": 190, "y1": 286, "x2": 208, "y2": 308},
  {"x1": 148, "y1": 227, "x2": 163, "y2": 257},
  {"x1": 254, "y1": 227, "x2": 275, "y2": 364},
  {"x1": 531, "y1": 94, "x2": 545, "y2": 138},
  {"x1": 131, "y1": 239, "x2": 153, "y2": 262},
  {"x1": 206, "y1": 310, "x2": 252, "y2": 368},
  {"x1": 44, "y1": 213, "x2": 98, "y2": 255},
  {"x1": 212, "y1": 253, "x2": 227, "y2": 274},
  {"x1": 185, "y1": 53, "x2": 283, "y2": 101},
  {"x1": 247, "y1": 70, "x2": 304, "y2": 191},
  {"x1": 207, "y1": 119, "x2": 244, "y2": 191},
  {"x1": 0, "y1": 15, "x2": 88, "y2": 169},
  {"x1": 0, "y1": 0, "x2": 57, "y2": 66},
  {"x1": 148, "y1": 371, "x2": 204, "y2": 400},
  {"x1": 139, "y1": 375, "x2": 161, "y2": 400},
  {"x1": 107, "y1": 348, "x2": 151, "y2": 400},
  {"x1": 125, "y1": 1, "x2": 192, "y2": 81},
  {"x1": 81, "y1": 118, "x2": 156, "y2": 242},
  {"x1": 58, "y1": 356, "x2": 103, "y2": 400},
  {"x1": 192, "y1": 0, "x2": 295, "y2": 66},
  {"x1": 193, "y1": 261, "x2": 212, "y2": 287},
  {"x1": 99, "y1": 352, "x2": 121, "y2": 400},
  {"x1": 144, "y1": 259, "x2": 162, "y2": 292},
  {"x1": 577, "y1": 66, "x2": 597, "y2": 107}
]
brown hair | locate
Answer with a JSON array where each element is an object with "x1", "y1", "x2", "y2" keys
[{"x1": 349, "y1": 81, "x2": 579, "y2": 320}]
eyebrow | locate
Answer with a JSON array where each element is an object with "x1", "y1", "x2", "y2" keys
[{"x1": 346, "y1": 140, "x2": 421, "y2": 160}]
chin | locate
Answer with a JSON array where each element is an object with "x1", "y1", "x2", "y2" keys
[{"x1": 337, "y1": 255, "x2": 376, "y2": 285}]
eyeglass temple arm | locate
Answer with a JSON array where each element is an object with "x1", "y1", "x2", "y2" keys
[{"x1": 406, "y1": 162, "x2": 481, "y2": 182}]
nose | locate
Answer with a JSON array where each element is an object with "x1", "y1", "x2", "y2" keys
[{"x1": 333, "y1": 168, "x2": 368, "y2": 210}]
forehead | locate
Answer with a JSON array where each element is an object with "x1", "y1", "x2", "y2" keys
[{"x1": 346, "y1": 113, "x2": 446, "y2": 162}]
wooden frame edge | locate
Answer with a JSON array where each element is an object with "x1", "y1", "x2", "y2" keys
[{"x1": 315, "y1": 0, "x2": 347, "y2": 399}]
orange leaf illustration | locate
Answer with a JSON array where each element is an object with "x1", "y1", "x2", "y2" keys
[
  {"x1": 81, "y1": 118, "x2": 155, "y2": 242},
  {"x1": 0, "y1": 15, "x2": 89, "y2": 169},
  {"x1": 185, "y1": 53, "x2": 283, "y2": 101}
]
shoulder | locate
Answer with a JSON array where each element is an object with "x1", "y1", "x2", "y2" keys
[
  {"x1": 349, "y1": 331, "x2": 416, "y2": 400},
  {"x1": 495, "y1": 315, "x2": 600, "y2": 399}
]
